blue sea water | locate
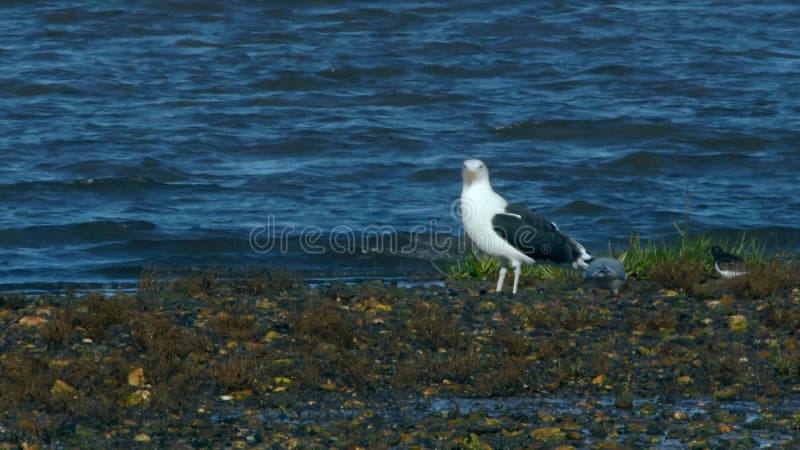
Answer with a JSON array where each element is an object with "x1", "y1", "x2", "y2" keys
[{"x1": 1, "y1": 1, "x2": 798, "y2": 288}]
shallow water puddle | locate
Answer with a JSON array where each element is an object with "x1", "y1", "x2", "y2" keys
[
  {"x1": 305, "y1": 276, "x2": 445, "y2": 289},
  {"x1": 207, "y1": 394, "x2": 797, "y2": 447}
]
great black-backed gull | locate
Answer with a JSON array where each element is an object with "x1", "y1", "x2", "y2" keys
[
  {"x1": 583, "y1": 257, "x2": 627, "y2": 297},
  {"x1": 710, "y1": 246, "x2": 748, "y2": 278},
  {"x1": 460, "y1": 159, "x2": 593, "y2": 294}
]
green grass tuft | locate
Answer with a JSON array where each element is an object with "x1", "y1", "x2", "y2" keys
[
  {"x1": 447, "y1": 252, "x2": 502, "y2": 280},
  {"x1": 619, "y1": 227, "x2": 766, "y2": 281},
  {"x1": 449, "y1": 227, "x2": 768, "y2": 285},
  {"x1": 447, "y1": 252, "x2": 571, "y2": 281}
]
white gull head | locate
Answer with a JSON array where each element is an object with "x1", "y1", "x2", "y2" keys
[{"x1": 461, "y1": 158, "x2": 491, "y2": 189}]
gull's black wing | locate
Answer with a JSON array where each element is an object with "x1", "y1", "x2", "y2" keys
[{"x1": 491, "y1": 203, "x2": 582, "y2": 264}]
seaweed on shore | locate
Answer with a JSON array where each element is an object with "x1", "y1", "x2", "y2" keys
[{"x1": 0, "y1": 258, "x2": 798, "y2": 448}]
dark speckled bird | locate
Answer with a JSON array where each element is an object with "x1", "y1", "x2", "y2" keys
[{"x1": 710, "y1": 246, "x2": 748, "y2": 278}]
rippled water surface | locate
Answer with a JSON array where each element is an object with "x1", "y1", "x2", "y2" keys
[{"x1": 1, "y1": 1, "x2": 798, "y2": 287}]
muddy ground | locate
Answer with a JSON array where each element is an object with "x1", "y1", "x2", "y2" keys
[{"x1": 1, "y1": 268, "x2": 799, "y2": 449}]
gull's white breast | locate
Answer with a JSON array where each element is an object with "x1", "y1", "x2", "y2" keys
[{"x1": 460, "y1": 187, "x2": 534, "y2": 264}]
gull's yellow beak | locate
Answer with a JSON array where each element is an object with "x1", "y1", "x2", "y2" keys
[{"x1": 464, "y1": 169, "x2": 476, "y2": 185}]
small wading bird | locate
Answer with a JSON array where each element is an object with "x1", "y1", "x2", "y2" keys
[
  {"x1": 710, "y1": 245, "x2": 748, "y2": 278},
  {"x1": 460, "y1": 159, "x2": 593, "y2": 294},
  {"x1": 583, "y1": 257, "x2": 627, "y2": 298}
]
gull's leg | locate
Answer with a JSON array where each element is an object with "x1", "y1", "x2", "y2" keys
[
  {"x1": 496, "y1": 267, "x2": 507, "y2": 292},
  {"x1": 512, "y1": 260, "x2": 522, "y2": 295}
]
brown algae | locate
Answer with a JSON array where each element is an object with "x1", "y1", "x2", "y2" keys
[{"x1": 0, "y1": 265, "x2": 798, "y2": 447}]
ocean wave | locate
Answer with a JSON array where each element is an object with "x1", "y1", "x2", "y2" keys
[
  {"x1": 552, "y1": 200, "x2": 612, "y2": 216},
  {"x1": 0, "y1": 175, "x2": 223, "y2": 197},
  {"x1": 603, "y1": 150, "x2": 753, "y2": 172},
  {"x1": 0, "y1": 220, "x2": 158, "y2": 248},
  {"x1": 317, "y1": 65, "x2": 408, "y2": 81},
  {"x1": 494, "y1": 118, "x2": 687, "y2": 142},
  {"x1": 40, "y1": 158, "x2": 194, "y2": 183},
  {"x1": 249, "y1": 72, "x2": 336, "y2": 91},
  {"x1": 0, "y1": 80, "x2": 81, "y2": 97}
]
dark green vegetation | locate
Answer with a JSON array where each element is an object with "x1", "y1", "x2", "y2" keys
[
  {"x1": 1, "y1": 255, "x2": 799, "y2": 448},
  {"x1": 449, "y1": 233, "x2": 796, "y2": 304}
]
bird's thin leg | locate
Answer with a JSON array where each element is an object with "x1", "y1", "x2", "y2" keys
[
  {"x1": 512, "y1": 260, "x2": 522, "y2": 295},
  {"x1": 496, "y1": 267, "x2": 507, "y2": 293}
]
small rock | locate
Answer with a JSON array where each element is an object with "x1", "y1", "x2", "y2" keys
[
  {"x1": 729, "y1": 315, "x2": 747, "y2": 331},
  {"x1": 566, "y1": 431, "x2": 584, "y2": 440},
  {"x1": 273, "y1": 376, "x2": 292, "y2": 386},
  {"x1": 263, "y1": 330, "x2": 283, "y2": 342},
  {"x1": 719, "y1": 295, "x2": 736, "y2": 308},
  {"x1": 119, "y1": 389, "x2": 151, "y2": 406},
  {"x1": 50, "y1": 379, "x2": 77, "y2": 396},
  {"x1": 714, "y1": 387, "x2": 737, "y2": 401},
  {"x1": 627, "y1": 422, "x2": 647, "y2": 432},
  {"x1": 537, "y1": 412, "x2": 556, "y2": 423},
  {"x1": 615, "y1": 390, "x2": 633, "y2": 408},
  {"x1": 530, "y1": 427, "x2": 565, "y2": 443},
  {"x1": 230, "y1": 389, "x2": 252, "y2": 400},
  {"x1": 133, "y1": 434, "x2": 151, "y2": 442},
  {"x1": 75, "y1": 425, "x2": 97, "y2": 437},
  {"x1": 688, "y1": 439, "x2": 707, "y2": 449},
  {"x1": 17, "y1": 418, "x2": 38, "y2": 431},
  {"x1": 48, "y1": 359, "x2": 72, "y2": 368},
  {"x1": 482, "y1": 417, "x2": 502, "y2": 427},
  {"x1": 716, "y1": 411, "x2": 738, "y2": 424},
  {"x1": 639, "y1": 403, "x2": 657, "y2": 415},
  {"x1": 19, "y1": 316, "x2": 47, "y2": 327},
  {"x1": 369, "y1": 301, "x2": 392, "y2": 312},
  {"x1": 127, "y1": 367, "x2": 145, "y2": 387}
]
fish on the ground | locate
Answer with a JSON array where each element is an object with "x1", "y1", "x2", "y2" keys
[{"x1": 583, "y1": 257, "x2": 627, "y2": 298}]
